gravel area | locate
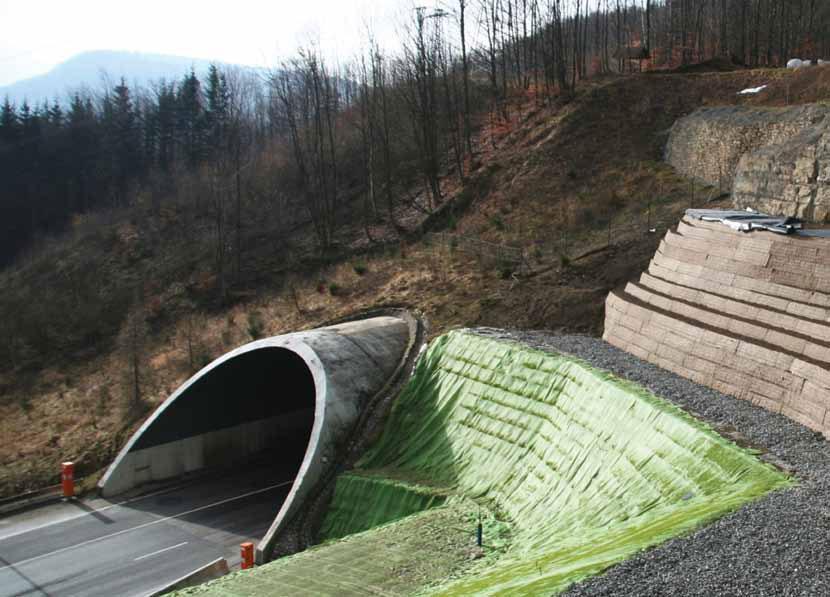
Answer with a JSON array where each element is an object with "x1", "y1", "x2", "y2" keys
[{"x1": 472, "y1": 328, "x2": 830, "y2": 597}]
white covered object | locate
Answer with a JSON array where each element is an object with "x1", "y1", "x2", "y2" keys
[
  {"x1": 738, "y1": 85, "x2": 768, "y2": 95},
  {"x1": 787, "y1": 58, "x2": 803, "y2": 69}
]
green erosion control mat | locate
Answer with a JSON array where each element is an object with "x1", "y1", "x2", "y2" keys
[
  {"x1": 180, "y1": 331, "x2": 791, "y2": 597},
  {"x1": 174, "y1": 501, "x2": 498, "y2": 597},
  {"x1": 320, "y1": 474, "x2": 449, "y2": 541}
]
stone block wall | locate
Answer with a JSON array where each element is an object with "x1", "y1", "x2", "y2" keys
[
  {"x1": 733, "y1": 125, "x2": 830, "y2": 222},
  {"x1": 665, "y1": 105, "x2": 829, "y2": 190},
  {"x1": 604, "y1": 216, "x2": 830, "y2": 437}
]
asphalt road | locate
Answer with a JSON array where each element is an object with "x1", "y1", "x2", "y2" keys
[{"x1": 0, "y1": 467, "x2": 291, "y2": 597}]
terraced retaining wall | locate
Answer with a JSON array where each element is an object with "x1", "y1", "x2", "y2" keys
[
  {"x1": 604, "y1": 215, "x2": 830, "y2": 436},
  {"x1": 181, "y1": 332, "x2": 789, "y2": 596}
]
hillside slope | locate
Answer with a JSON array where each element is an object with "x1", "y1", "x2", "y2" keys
[{"x1": 0, "y1": 66, "x2": 818, "y2": 497}]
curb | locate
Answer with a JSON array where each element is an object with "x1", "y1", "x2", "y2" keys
[{"x1": 0, "y1": 487, "x2": 67, "y2": 517}]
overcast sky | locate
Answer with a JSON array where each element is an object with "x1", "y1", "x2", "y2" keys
[{"x1": 0, "y1": 0, "x2": 437, "y2": 86}]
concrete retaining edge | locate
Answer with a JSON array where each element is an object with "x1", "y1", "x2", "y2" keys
[{"x1": 145, "y1": 557, "x2": 230, "y2": 596}]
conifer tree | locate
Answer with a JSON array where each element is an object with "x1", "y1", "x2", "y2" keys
[{"x1": 177, "y1": 69, "x2": 204, "y2": 166}]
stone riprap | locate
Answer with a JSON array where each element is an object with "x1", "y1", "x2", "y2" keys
[
  {"x1": 665, "y1": 105, "x2": 829, "y2": 191},
  {"x1": 604, "y1": 215, "x2": 830, "y2": 437}
]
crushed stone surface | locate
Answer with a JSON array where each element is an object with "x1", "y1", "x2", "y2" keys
[{"x1": 472, "y1": 328, "x2": 830, "y2": 597}]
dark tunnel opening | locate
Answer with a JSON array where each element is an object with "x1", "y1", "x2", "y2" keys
[{"x1": 133, "y1": 347, "x2": 317, "y2": 479}]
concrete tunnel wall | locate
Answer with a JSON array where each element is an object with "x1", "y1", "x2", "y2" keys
[{"x1": 98, "y1": 314, "x2": 417, "y2": 557}]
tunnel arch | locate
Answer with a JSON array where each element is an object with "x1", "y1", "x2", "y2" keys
[
  {"x1": 130, "y1": 347, "x2": 317, "y2": 461},
  {"x1": 98, "y1": 313, "x2": 419, "y2": 560}
]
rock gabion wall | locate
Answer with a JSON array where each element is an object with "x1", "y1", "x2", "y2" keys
[
  {"x1": 604, "y1": 215, "x2": 830, "y2": 438},
  {"x1": 665, "y1": 105, "x2": 829, "y2": 191}
]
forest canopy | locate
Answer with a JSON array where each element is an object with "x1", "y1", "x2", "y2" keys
[{"x1": 2, "y1": 0, "x2": 829, "y2": 269}]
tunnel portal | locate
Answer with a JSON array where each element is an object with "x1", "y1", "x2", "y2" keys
[
  {"x1": 131, "y1": 348, "x2": 316, "y2": 480},
  {"x1": 97, "y1": 313, "x2": 419, "y2": 562}
]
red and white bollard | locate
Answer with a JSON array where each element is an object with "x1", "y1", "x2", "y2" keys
[
  {"x1": 61, "y1": 462, "x2": 75, "y2": 498},
  {"x1": 240, "y1": 542, "x2": 254, "y2": 570}
]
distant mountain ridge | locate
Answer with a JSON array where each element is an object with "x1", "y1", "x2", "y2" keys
[{"x1": 0, "y1": 50, "x2": 257, "y2": 105}]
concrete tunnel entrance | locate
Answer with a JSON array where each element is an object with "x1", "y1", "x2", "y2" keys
[
  {"x1": 97, "y1": 312, "x2": 421, "y2": 561},
  {"x1": 129, "y1": 348, "x2": 316, "y2": 480}
]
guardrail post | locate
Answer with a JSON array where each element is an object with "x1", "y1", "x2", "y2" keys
[
  {"x1": 61, "y1": 462, "x2": 75, "y2": 498},
  {"x1": 240, "y1": 542, "x2": 254, "y2": 569}
]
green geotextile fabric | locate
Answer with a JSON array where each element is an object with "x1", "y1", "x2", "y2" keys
[
  {"x1": 320, "y1": 474, "x2": 447, "y2": 540},
  {"x1": 352, "y1": 331, "x2": 791, "y2": 596}
]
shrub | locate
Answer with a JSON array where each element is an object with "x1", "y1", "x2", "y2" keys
[
  {"x1": 95, "y1": 386, "x2": 109, "y2": 418},
  {"x1": 447, "y1": 213, "x2": 458, "y2": 231},
  {"x1": 490, "y1": 214, "x2": 506, "y2": 231},
  {"x1": 577, "y1": 206, "x2": 597, "y2": 226},
  {"x1": 247, "y1": 310, "x2": 265, "y2": 340},
  {"x1": 353, "y1": 262, "x2": 368, "y2": 276},
  {"x1": 329, "y1": 283, "x2": 342, "y2": 296},
  {"x1": 196, "y1": 349, "x2": 213, "y2": 369}
]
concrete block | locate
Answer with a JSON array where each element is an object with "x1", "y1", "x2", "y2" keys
[
  {"x1": 753, "y1": 293, "x2": 792, "y2": 311},
  {"x1": 808, "y1": 291, "x2": 830, "y2": 308},
  {"x1": 749, "y1": 392, "x2": 784, "y2": 414},
  {"x1": 626, "y1": 342, "x2": 651, "y2": 361},
  {"x1": 708, "y1": 243, "x2": 737, "y2": 260},
  {"x1": 737, "y1": 342, "x2": 781, "y2": 367},
  {"x1": 790, "y1": 359, "x2": 830, "y2": 389},
  {"x1": 786, "y1": 301, "x2": 828, "y2": 321},
  {"x1": 706, "y1": 268, "x2": 737, "y2": 286},
  {"x1": 799, "y1": 379, "x2": 830, "y2": 410},
  {"x1": 677, "y1": 261, "x2": 705, "y2": 278},
  {"x1": 814, "y1": 276, "x2": 830, "y2": 294},
  {"x1": 604, "y1": 333, "x2": 628, "y2": 352},
  {"x1": 701, "y1": 329, "x2": 740, "y2": 353},
  {"x1": 690, "y1": 342, "x2": 725, "y2": 363},
  {"x1": 655, "y1": 343, "x2": 687, "y2": 365},
  {"x1": 714, "y1": 365, "x2": 750, "y2": 388},
  {"x1": 712, "y1": 379, "x2": 743, "y2": 399},
  {"x1": 663, "y1": 330, "x2": 696, "y2": 352},
  {"x1": 683, "y1": 354, "x2": 718, "y2": 376},
  {"x1": 688, "y1": 368, "x2": 714, "y2": 386},
  {"x1": 625, "y1": 282, "x2": 650, "y2": 301},
  {"x1": 764, "y1": 330, "x2": 807, "y2": 355},
  {"x1": 728, "y1": 318, "x2": 770, "y2": 342},
  {"x1": 782, "y1": 404, "x2": 825, "y2": 432},
  {"x1": 771, "y1": 268, "x2": 814, "y2": 290},
  {"x1": 753, "y1": 366, "x2": 794, "y2": 389},
  {"x1": 752, "y1": 308, "x2": 793, "y2": 330},
  {"x1": 750, "y1": 377, "x2": 789, "y2": 402},
  {"x1": 802, "y1": 342, "x2": 830, "y2": 365}
]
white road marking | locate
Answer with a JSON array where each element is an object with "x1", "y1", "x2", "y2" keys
[
  {"x1": 0, "y1": 481, "x2": 198, "y2": 542},
  {"x1": 0, "y1": 480, "x2": 292, "y2": 572},
  {"x1": 134, "y1": 541, "x2": 188, "y2": 561}
]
